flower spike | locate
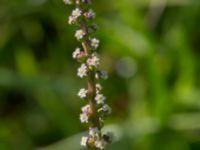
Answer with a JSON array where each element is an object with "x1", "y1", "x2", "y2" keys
[{"x1": 64, "y1": 1, "x2": 112, "y2": 149}]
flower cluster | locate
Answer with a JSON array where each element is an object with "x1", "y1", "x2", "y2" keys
[
  {"x1": 81, "y1": 127, "x2": 113, "y2": 150},
  {"x1": 64, "y1": 0, "x2": 112, "y2": 149}
]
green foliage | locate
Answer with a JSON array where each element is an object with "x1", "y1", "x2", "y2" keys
[{"x1": 0, "y1": 0, "x2": 200, "y2": 150}]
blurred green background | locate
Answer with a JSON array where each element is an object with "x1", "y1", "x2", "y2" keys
[{"x1": 0, "y1": 0, "x2": 200, "y2": 150}]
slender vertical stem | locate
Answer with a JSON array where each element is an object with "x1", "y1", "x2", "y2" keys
[
  {"x1": 64, "y1": 1, "x2": 112, "y2": 149},
  {"x1": 81, "y1": 26, "x2": 101, "y2": 129}
]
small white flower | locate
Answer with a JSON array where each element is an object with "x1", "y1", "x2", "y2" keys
[
  {"x1": 77, "y1": 64, "x2": 88, "y2": 78},
  {"x1": 80, "y1": 136, "x2": 88, "y2": 146},
  {"x1": 95, "y1": 94, "x2": 106, "y2": 104},
  {"x1": 78, "y1": 88, "x2": 88, "y2": 99},
  {"x1": 89, "y1": 127, "x2": 100, "y2": 137},
  {"x1": 68, "y1": 8, "x2": 82, "y2": 25},
  {"x1": 96, "y1": 83, "x2": 102, "y2": 94},
  {"x1": 92, "y1": 54, "x2": 100, "y2": 66},
  {"x1": 72, "y1": 8, "x2": 82, "y2": 18},
  {"x1": 87, "y1": 54, "x2": 100, "y2": 68},
  {"x1": 75, "y1": 29, "x2": 86, "y2": 40},
  {"x1": 72, "y1": 48, "x2": 81, "y2": 59},
  {"x1": 80, "y1": 113, "x2": 89, "y2": 123},
  {"x1": 91, "y1": 38, "x2": 99, "y2": 49},
  {"x1": 63, "y1": 0, "x2": 72, "y2": 5},
  {"x1": 95, "y1": 139, "x2": 107, "y2": 150},
  {"x1": 68, "y1": 16, "x2": 76, "y2": 25}
]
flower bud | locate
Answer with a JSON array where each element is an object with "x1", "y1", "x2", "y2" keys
[{"x1": 84, "y1": 9, "x2": 95, "y2": 20}]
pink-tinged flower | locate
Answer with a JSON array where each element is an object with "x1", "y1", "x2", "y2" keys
[
  {"x1": 81, "y1": 104, "x2": 92, "y2": 114},
  {"x1": 87, "y1": 53, "x2": 100, "y2": 68},
  {"x1": 72, "y1": 48, "x2": 86, "y2": 61},
  {"x1": 80, "y1": 104, "x2": 92, "y2": 123},
  {"x1": 68, "y1": 16, "x2": 76, "y2": 25},
  {"x1": 84, "y1": 9, "x2": 96, "y2": 19}
]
